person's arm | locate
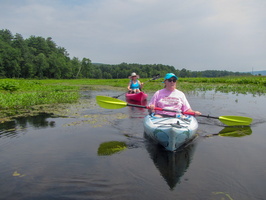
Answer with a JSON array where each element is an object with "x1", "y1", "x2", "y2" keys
[
  {"x1": 148, "y1": 91, "x2": 159, "y2": 114},
  {"x1": 138, "y1": 80, "x2": 143, "y2": 89},
  {"x1": 178, "y1": 92, "x2": 201, "y2": 116},
  {"x1": 127, "y1": 82, "x2": 131, "y2": 91}
]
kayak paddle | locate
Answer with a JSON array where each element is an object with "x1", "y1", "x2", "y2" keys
[
  {"x1": 112, "y1": 74, "x2": 160, "y2": 98},
  {"x1": 183, "y1": 111, "x2": 253, "y2": 126},
  {"x1": 96, "y1": 95, "x2": 253, "y2": 126}
]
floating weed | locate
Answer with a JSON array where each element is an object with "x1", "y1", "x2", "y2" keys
[
  {"x1": 97, "y1": 141, "x2": 127, "y2": 156},
  {"x1": 64, "y1": 113, "x2": 129, "y2": 128},
  {"x1": 212, "y1": 192, "x2": 234, "y2": 200}
]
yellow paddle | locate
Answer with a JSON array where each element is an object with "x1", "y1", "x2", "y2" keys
[
  {"x1": 96, "y1": 95, "x2": 253, "y2": 126},
  {"x1": 183, "y1": 111, "x2": 253, "y2": 126}
]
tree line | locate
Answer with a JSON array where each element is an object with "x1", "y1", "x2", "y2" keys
[{"x1": 0, "y1": 29, "x2": 252, "y2": 79}]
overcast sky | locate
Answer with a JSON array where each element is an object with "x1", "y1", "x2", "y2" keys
[{"x1": 1, "y1": 0, "x2": 265, "y2": 72}]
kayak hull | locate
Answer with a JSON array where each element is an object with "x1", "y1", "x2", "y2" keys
[
  {"x1": 143, "y1": 115, "x2": 198, "y2": 151},
  {"x1": 125, "y1": 92, "x2": 148, "y2": 102}
]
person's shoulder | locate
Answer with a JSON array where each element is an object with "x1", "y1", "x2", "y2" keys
[
  {"x1": 153, "y1": 89, "x2": 163, "y2": 95},
  {"x1": 173, "y1": 89, "x2": 185, "y2": 95},
  {"x1": 156, "y1": 88, "x2": 168, "y2": 95},
  {"x1": 158, "y1": 88, "x2": 166, "y2": 92}
]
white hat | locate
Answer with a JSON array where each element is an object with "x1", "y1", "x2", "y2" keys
[{"x1": 129, "y1": 72, "x2": 139, "y2": 79}]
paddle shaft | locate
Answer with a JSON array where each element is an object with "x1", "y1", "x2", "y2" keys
[
  {"x1": 183, "y1": 111, "x2": 219, "y2": 119},
  {"x1": 142, "y1": 74, "x2": 160, "y2": 84},
  {"x1": 127, "y1": 103, "x2": 183, "y2": 114},
  {"x1": 127, "y1": 103, "x2": 220, "y2": 119},
  {"x1": 112, "y1": 91, "x2": 127, "y2": 99},
  {"x1": 96, "y1": 95, "x2": 253, "y2": 126}
]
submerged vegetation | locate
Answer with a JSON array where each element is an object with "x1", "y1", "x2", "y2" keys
[
  {"x1": 97, "y1": 141, "x2": 127, "y2": 156},
  {"x1": 0, "y1": 76, "x2": 265, "y2": 120}
]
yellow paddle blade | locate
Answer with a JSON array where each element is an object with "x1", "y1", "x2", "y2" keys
[
  {"x1": 96, "y1": 96, "x2": 127, "y2": 109},
  {"x1": 219, "y1": 116, "x2": 253, "y2": 126}
]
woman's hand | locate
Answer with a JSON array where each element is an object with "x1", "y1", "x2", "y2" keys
[
  {"x1": 148, "y1": 104, "x2": 155, "y2": 113},
  {"x1": 193, "y1": 111, "x2": 201, "y2": 116},
  {"x1": 186, "y1": 109, "x2": 201, "y2": 116}
]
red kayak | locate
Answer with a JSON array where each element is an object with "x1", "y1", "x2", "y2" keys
[{"x1": 125, "y1": 92, "x2": 148, "y2": 102}]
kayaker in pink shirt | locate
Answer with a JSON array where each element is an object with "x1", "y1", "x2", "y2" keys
[{"x1": 149, "y1": 73, "x2": 201, "y2": 117}]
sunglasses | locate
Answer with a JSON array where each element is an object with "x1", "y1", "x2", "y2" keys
[{"x1": 167, "y1": 79, "x2": 177, "y2": 83}]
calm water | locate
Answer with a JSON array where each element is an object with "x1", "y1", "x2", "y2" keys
[{"x1": 0, "y1": 90, "x2": 265, "y2": 200}]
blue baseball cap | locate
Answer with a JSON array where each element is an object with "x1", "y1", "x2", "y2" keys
[{"x1": 163, "y1": 73, "x2": 178, "y2": 82}]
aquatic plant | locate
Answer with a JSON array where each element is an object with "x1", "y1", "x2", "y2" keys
[
  {"x1": 97, "y1": 141, "x2": 127, "y2": 156},
  {"x1": 0, "y1": 80, "x2": 19, "y2": 92},
  {"x1": 0, "y1": 77, "x2": 265, "y2": 119}
]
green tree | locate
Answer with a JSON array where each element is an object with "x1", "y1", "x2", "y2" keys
[
  {"x1": 34, "y1": 53, "x2": 48, "y2": 78},
  {"x1": 80, "y1": 58, "x2": 92, "y2": 78},
  {"x1": 0, "y1": 29, "x2": 13, "y2": 44},
  {"x1": 0, "y1": 44, "x2": 21, "y2": 78},
  {"x1": 71, "y1": 57, "x2": 82, "y2": 78},
  {"x1": 12, "y1": 33, "x2": 33, "y2": 78},
  {"x1": 26, "y1": 36, "x2": 49, "y2": 56}
]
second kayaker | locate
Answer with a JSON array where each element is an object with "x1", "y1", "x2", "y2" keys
[{"x1": 127, "y1": 72, "x2": 143, "y2": 94}]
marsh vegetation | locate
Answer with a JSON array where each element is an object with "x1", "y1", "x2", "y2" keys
[{"x1": 0, "y1": 76, "x2": 265, "y2": 120}]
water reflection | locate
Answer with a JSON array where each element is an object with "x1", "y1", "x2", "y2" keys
[
  {"x1": 126, "y1": 99, "x2": 148, "y2": 119},
  {"x1": 145, "y1": 138, "x2": 196, "y2": 190},
  {"x1": 126, "y1": 99, "x2": 147, "y2": 106},
  {"x1": 205, "y1": 126, "x2": 252, "y2": 137},
  {"x1": 0, "y1": 113, "x2": 56, "y2": 138}
]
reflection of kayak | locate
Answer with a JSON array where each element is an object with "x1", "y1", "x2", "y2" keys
[
  {"x1": 125, "y1": 92, "x2": 148, "y2": 102},
  {"x1": 143, "y1": 115, "x2": 198, "y2": 151},
  {"x1": 126, "y1": 98, "x2": 147, "y2": 106},
  {"x1": 145, "y1": 140, "x2": 196, "y2": 189}
]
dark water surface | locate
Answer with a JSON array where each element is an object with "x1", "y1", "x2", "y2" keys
[{"x1": 0, "y1": 90, "x2": 265, "y2": 200}]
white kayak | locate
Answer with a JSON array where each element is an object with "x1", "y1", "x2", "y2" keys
[{"x1": 143, "y1": 114, "x2": 198, "y2": 151}]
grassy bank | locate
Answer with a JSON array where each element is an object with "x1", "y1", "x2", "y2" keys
[
  {"x1": 0, "y1": 76, "x2": 265, "y2": 120},
  {"x1": 82, "y1": 76, "x2": 266, "y2": 95}
]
